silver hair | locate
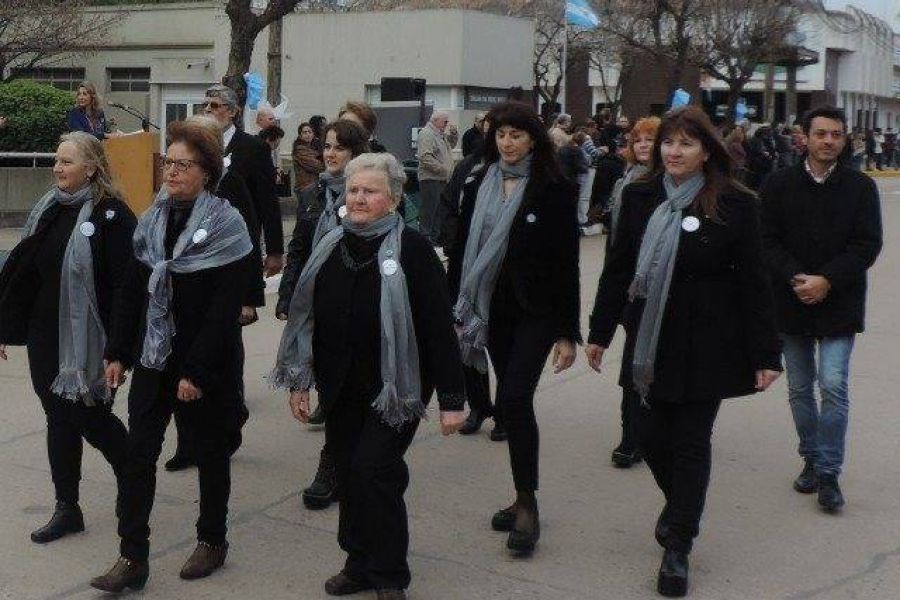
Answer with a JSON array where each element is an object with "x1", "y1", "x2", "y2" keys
[
  {"x1": 431, "y1": 110, "x2": 450, "y2": 123},
  {"x1": 344, "y1": 152, "x2": 408, "y2": 206},
  {"x1": 205, "y1": 84, "x2": 238, "y2": 107},
  {"x1": 555, "y1": 113, "x2": 572, "y2": 126}
]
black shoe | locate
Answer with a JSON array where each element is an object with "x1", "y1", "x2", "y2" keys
[
  {"x1": 307, "y1": 403, "x2": 325, "y2": 426},
  {"x1": 90, "y1": 556, "x2": 150, "y2": 593},
  {"x1": 303, "y1": 451, "x2": 337, "y2": 510},
  {"x1": 489, "y1": 421, "x2": 508, "y2": 442},
  {"x1": 507, "y1": 497, "x2": 540, "y2": 555},
  {"x1": 164, "y1": 451, "x2": 196, "y2": 472},
  {"x1": 817, "y1": 474, "x2": 845, "y2": 513},
  {"x1": 793, "y1": 459, "x2": 818, "y2": 494},
  {"x1": 459, "y1": 410, "x2": 488, "y2": 435},
  {"x1": 657, "y1": 549, "x2": 689, "y2": 597},
  {"x1": 324, "y1": 572, "x2": 372, "y2": 596},
  {"x1": 30, "y1": 501, "x2": 84, "y2": 544},
  {"x1": 491, "y1": 503, "x2": 517, "y2": 532},
  {"x1": 611, "y1": 442, "x2": 643, "y2": 469},
  {"x1": 655, "y1": 506, "x2": 670, "y2": 548}
]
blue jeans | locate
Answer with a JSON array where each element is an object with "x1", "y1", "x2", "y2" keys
[{"x1": 781, "y1": 334, "x2": 855, "y2": 476}]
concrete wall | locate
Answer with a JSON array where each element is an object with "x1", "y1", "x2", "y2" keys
[{"x1": 0, "y1": 169, "x2": 54, "y2": 227}]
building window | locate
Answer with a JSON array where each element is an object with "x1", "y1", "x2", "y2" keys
[
  {"x1": 11, "y1": 67, "x2": 85, "y2": 91},
  {"x1": 108, "y1": 68, "x2": 151, "y2": 92}
]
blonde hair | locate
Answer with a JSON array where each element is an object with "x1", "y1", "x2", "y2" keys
[
  {"x1": 59, "y1": 131, "x2": 121, "y2": 202},
  {"x1": 77, "y1": 82, "x2": 102, "y2": 117}
]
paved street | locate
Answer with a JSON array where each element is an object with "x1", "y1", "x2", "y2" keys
[{"x1": 0, "y1": 177, "x2": 897, "y2": 600}]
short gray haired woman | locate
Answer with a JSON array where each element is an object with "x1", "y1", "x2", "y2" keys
[
  {"x1": 273, "y1": 153, "x2": 466, "y2": 599},
  {"x1": 0, "y1": 131, "x2": 135, "y2": 544}
]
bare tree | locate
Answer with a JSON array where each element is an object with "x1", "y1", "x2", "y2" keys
[{"x1": 0, "y1": 0, "x2": 124, "y2": 81}]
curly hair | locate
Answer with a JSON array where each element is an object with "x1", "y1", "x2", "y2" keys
[{"x1": 166, "y1": 119, "x2": 223, "y2": 191}]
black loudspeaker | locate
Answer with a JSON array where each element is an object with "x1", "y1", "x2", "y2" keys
[{"x1": 381, "y1": 78, "x2": 426, "y2": 102}]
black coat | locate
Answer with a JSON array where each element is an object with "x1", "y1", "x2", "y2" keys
[
  {"x1": 277, "y1": 182, "x2": 327, "y2": 316},
  {"x1": 760, "y1": 163, "x2": 883, "y2": 337},
  {"x1": 227, "y1": 129, "x2": 284, "y2": 256},
  {"x1": 0, "y1": 197, "x2": 136, "y2": 346},
  {"x1": 217, "y1": 170, "x2": 265, "y2": 308},
  {"x1": 311, "y1": 228, "x2": 465, "y2": 413},
  {"x1": 461, "y1": 126, "x2": 484, "y2": 158},
  {"x1": 447, "y1": 165, "x2": 581, "y2": 343},
  {"x1": 589, "y1": 175, "x2": 782, "y2": 403}
]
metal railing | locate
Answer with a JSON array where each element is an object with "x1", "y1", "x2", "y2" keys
[{"x1": 0, "y1": 152, "x2": 55, "y2": 168}]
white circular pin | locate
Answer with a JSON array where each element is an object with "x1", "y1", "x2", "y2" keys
[
  {"x1": 192, "y1": 228, "x2": 208, "y2": 244},
  {"x1": 681, "y1": 216, "x2": 700, "y2": 233},
  {"x1": 105, "y1": 209, "x2": 116, "y2": 220},
  {"x1": 526, "y1": 213, "x2": 537, "y2": 223},
  {"x1": 338, "y1": 205, "x2": 348, "y2": 219},
  {"x1": 79, "y1": 222, "x2": 95, "y2": 237},
  {"x1": 382, "y1": 259, "x2": 399, "y2": 276}
]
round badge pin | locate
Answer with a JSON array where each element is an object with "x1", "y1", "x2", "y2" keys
[
  {"x1": 105, "y1": 209, "x2": 116, "y2": 220},
  {"x1": 192, "y1": 228, "x2": 208, "y2": 244},
  {"x1": 338, "y1": 205, "x2": 348, "y2": 219},
  {"x1": 79, "y1": 222, "x2": 95, "y2": 237},
  {"x1": 681, "y1": 216, "x2": 700, "y2": 232},
  {"x1": 526, "y1": 213, "x2": 537, "y2": 224},
  {"x1": 382, "y1": 259, "x2": 399, "y2": 276}
]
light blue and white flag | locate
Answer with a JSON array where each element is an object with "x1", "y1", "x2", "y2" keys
[
  {"x1": 670, "y1": 88, "x2": 691, "y2": 109},
  {"x1": 566, "y1": 0, "x2": 600, "y2": 29}
]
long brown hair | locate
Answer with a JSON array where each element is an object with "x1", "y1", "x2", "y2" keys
[
  {"x1": 652, "y1": 106, "x2": 751, "y2": 220},
  {"x1": 77, "y1": 82, "x2": 102, "y2": 118}
]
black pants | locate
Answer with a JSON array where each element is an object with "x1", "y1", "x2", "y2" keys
[
  {"x1": 618, "y1": 387, "x2": 639, "y2": 451},
  {"x1": 118, "y1": 371, "x2": 232, "y2": 561},
  {"x1": 27, "y1": 343, "x2": 128, "y2": 505},
  {"x1": 487, "y1": 314, "x2": 556, "y2": 492},
  {"x1": 326, "y1": 396, "x2": 419, "y2": 590},
  {"x1": 634, "y1": 398, "x2": 722, "y2": 554},
  {"x1": 463, "y1": 365, "x2": 498, "y2": 422}
]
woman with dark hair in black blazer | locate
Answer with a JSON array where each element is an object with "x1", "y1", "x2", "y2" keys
[
  {"x1": 448, "y1": 101, "x2": 580, "y2": 556},
  {"x1": 586, "y1": 106, "x2": 782, "y2": 597}
]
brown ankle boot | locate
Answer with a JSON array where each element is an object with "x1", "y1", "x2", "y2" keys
[
  {"x1": 90, "y1": 556, "x2": 150, "y2": 592},
  {"x1": 179, "y1": 541, "x2": 228, "y2": 580}
]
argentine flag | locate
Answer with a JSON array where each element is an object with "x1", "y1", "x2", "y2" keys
[{"x1": 566, "y1": 0, "x2": 600, "y2": 29}]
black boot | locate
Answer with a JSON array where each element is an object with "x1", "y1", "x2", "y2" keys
[
  {"x1": 491, "y1": 502, "x2": 517, "y2": 532},
  {"x1": 793, "y1": 459, "x2": 818, "y2": 494},
  {"x1": 307, "y1": 403, "x2": 325, "y2": 426},
  {"x1": 657, "y1": 548, "x2": 689, "y2": 597},
  {"x1": 654, "y1": 505, "x2": 670, "y2": 548},
  {"x1": 817, "y1": 474, "x2": 845, "y2": 513},
  {"x1": 90, "y1": 557, "x2": 150, "y2": 593},
  {"x1": 164, "y1": 451, "x2": 196, "y2": 472},
  {"x1": 302, "y1": 450, "x2": 337, "y2": 510},
  {"x1": 507, "y1": 492, "x2": 540, "y2": 555},
  {"x1": 489, "y1": 420, "x2": 508, "y2": 442},
  {"x1": 459, "y1": 409, "x2": 489, "y2": 435},
  {"x1": 31, "y1": 501, "x2": 84, "y2": 544},
  {"x1": 611, "y1": 441, "x2": 643, "y2": 469}
]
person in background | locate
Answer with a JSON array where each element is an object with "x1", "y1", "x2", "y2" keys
[
  {"x1": 871, "y1": 128, "x2": 884, "y2": 170},
  {"x1": 292, "y1": 122, "x2": 324, "y2": 194},
  {"x1": 256, "y1": 105, "x2": 277, "y2": 133},
  {"x1": 724, "y1": 126, "x2": 747, "y2": 183},
  {"x1": 590, "y1": 137, "x2": 627, "y2": 230},
  {"x1": 883, "y1": 127, "x2": 896, "y2": 169},
  {"x1": 462, "y1": 113, "x2": 487, "y2": 158},
  {"x1": 850, "y1": 129, "x2": 866, "y2": 171},
  {"x1": 67, "y1": 82, "x2": 121, "y2": 140},
  {"x1": 446, "y1": 122, "x2": 460, "y2": 150},
  {"x1": 259, "y1": 126, "x2": 287, "y2": 188},
  {"x1": 339, "y1": 100, "x2": 388, "y2": 153},
  {"x1": 548, "y1": 113, "x2": 572, "y2": 149},
  {"x1": 0, "y1": 132, "x2": 134, "y2": 544},
  {"x1": 416, "y1": 110, "x2": 454, "y2": 246}
]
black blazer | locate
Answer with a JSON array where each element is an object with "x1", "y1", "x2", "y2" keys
[
  {"x1": 760, "y1": 163, "x2": 882, "y2": 337},
  {"x1": 227, "y1": 129, "x2": 284, "y2": 255},
  {"x1": 447, "y1": 165, "x2": 581, "y2": 342},
  {"x1": 277, "y1": 182, "x2": 327, "y2": 316},
  {"x1": 217, "y1": 170, "x2": 265, "y2": 307},
  {"x1": 0, "y1": 197, "x2": 136, "y2": 345},
  {"x1": 589, "y1": 175, "x2": 782, "y2": 403},
  {"x1": 311, "y1": 228, "x2": 465, "y2": 413}
]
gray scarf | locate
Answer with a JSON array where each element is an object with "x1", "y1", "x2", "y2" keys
[
  {"x1": 311, "y1": 171, "x2": 346, "y2": 248},
  {"x1": 453, "y1": 155, "x2": 532, "y2": 373},
  {"x1": 271, "y1": 212, "x2": 424, "y2": 427},
  {"x1": 133, "y1": 189, "x2": 253, "y2": 370},
  {"x1": 22, "y1": 185, "x2": 108, "y2": 406},
  {"x1": 628, "y1": 172, "x2": 705, "y2": 402},
  {"x1": 609, "y1": 164, "x2": 650, "y2": 246}
]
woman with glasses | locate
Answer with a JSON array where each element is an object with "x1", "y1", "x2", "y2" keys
[{"x1": 90, "y1": 119, "x2": 253, "y2": 592}]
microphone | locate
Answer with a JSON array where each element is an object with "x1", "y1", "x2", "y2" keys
[{"x1": 109, "y1": 102, "x2": 130, "y2": 111}]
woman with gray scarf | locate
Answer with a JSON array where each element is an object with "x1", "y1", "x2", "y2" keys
[
  {"x1": 447, "y1": 101, "x2": 580, "y2": 557},
  {"x1": 91, "y1": 120, "x2": 252, "y2": 592},
  {"x1": 0, "y1": 132, "x2": 134, "y2": 544},
  {"x1": 587, "y1": 107, "x2": 781, "y2": 597},
  {"x1": 273, "y1": 153, "x2": 465, "y2": 600}
]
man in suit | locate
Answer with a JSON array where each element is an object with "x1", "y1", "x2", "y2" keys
[{"x1": 204, "y1": 85, "x2": 284, "y2": 279}]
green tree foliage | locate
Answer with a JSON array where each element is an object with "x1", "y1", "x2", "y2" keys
[{"x1": 0, "y1": 80, "x2": 73, "y2": 152}]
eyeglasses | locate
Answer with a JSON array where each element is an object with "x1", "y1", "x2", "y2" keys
[
  {"x1": 160, "y1": 157, "x2": 201, "y2": 173},
  {"x1": 204, "y1": 100, "x2": 228, "y2": 110}
]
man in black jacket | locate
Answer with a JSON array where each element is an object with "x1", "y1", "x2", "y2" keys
[
  {"x1": 205, "y1": 85, "x2": 284, "y2": 279},
  {"x1": 761, "y1": 106, "x2": 883, "y2": 513}
]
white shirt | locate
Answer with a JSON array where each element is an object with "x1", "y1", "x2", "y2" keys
[
  {"x1": 223, "y1": 124, "x2": 236, "y2": 151},
  {"x1": 804, "y1": 158, "x2": 837, "y2": 185}
]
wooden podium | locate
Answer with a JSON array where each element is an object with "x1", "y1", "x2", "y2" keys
[{"x1": 104, "y1": 132, "x2": 160, "y2": 216}]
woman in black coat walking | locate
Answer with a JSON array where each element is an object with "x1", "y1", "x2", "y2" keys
[
  {"x1": 0, "y1": 132, "x2": 134, "y2": 544},
  {"x1": 586, "y1": 107, "x2": 782, "y2": 597},
  {"x1": 272, "y1": 153, "x2": 466, "y2": 599},
  {"x1": 90, "y1": 120, "x2": 253, "y2": 592},
  {"x1": 447, "y1": 101, "x2": 580, "y2": 556}
]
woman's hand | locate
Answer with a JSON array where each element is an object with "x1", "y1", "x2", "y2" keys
[
  {"x1": 584, "y1": 344, "x2": 606, "y2": 373},
  {"x1": 177, "y1": 378, "x2": 203, "y2": 402},
  {"x1": 239, "y1": 306, "x2": 258, "y2": 325},
  {"x1": 439, "y1": 410, "x2": 466, "y2": 436},
  {"x1": 104, "y1": 360, "x2": 126, "y2": 389},
  {"x1": 289, "y1": 390, "x2": 310, "y2": 423},
  {"x1": 276, "y1": 312, "x2": 288, "y2": 321},
  {"x1": 755, "y1": 369, "x2": 781, "y2": 391},
  {"x1": 0, "y1": 344, "x2": 6, "y2": 361},
  {"x1": 552, "y1": 339, "x2": 576, "y2": 374}
]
